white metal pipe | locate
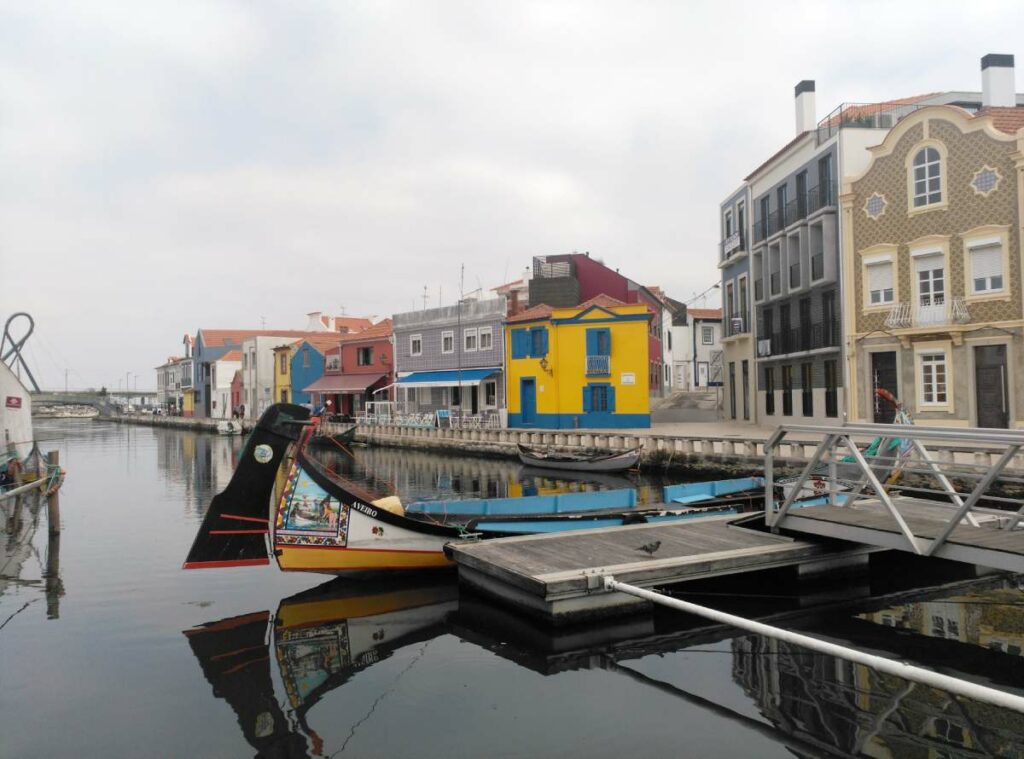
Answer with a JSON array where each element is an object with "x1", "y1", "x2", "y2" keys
[{"x1": 603, "y1": 576, "x2": 1024, "y2": 713}]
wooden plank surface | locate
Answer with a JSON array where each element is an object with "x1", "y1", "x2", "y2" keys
[{"x1": 788, "y1": 498, "x2": 1024, "y2": 556}]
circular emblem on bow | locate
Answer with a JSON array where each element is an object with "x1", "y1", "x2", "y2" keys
[{"x1": 254, "y1": 444, "x2": 274, "y2": 464}]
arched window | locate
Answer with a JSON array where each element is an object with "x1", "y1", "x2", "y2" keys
[{"x1": 912, "y1": 147, "x2": 942, "y2": 207}]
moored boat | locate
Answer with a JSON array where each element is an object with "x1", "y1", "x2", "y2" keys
[{"x1": 517, "y1": 443, "x2": 641, "y2": 472}]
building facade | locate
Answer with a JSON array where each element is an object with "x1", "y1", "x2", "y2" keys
[
  {"x1": 209, "y1": 350, "x2": 241, "y2": 419},
  {"x1": 719, "y1": 184, "x2": 756, "y2": 422},
  {"x1": 504, "y1": 295, "x2": 651, "y2": 428},
  {"x1": 304, "y1": 320, "x2": 395, "y2": 417},
  {"x1": 393, "y1": 299, "x2": 506, "y2": 418},
  {"x1": 845, "y1": 85, "x2": 1024, "y2": 426}
]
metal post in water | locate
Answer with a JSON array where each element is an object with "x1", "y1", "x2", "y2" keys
[{"x1": 603, "y1": 576, "x2": 1024, "y2": 713}]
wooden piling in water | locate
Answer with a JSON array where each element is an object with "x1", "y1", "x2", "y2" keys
[{"x1": 46, "y1": 450, "x2": 60, "y2": 535}]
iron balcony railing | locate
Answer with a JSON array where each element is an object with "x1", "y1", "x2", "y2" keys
[
  {"x1": 766, "y1": 320, "x2": 840, "y2": 357},
  {"x1": 532, "y1": 257, "x2": 574, "y2": 279},
  {"x1": 725, "y1": 311, "x2": 750, "y2": 337},
  {"x1": 815, "y1": 101, "x2": 928, "y2": 145},
  {"x1": 806, "y1": 182, "x2": 836, "y2": 214},
  {"x1": 754, "y1": 278, "x2": 764, "y2": 301},
  {"x1": 586, "y1": 355, "x2": 611, "y2": 375},
  {"x1": 884, "y1": 297, "x2": 970, "y2": 329},
  {"x1": 789, "y1": 262, "x2": 801, "y2": 289},
  {"x1": 770, "y1": 272, "x2": 780, "y2": 296}
]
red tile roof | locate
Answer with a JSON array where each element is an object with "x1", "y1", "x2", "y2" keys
[
  {"x1": 219, "y1": 350, "x2": 242, "y2": 362},
  {"x1": 688, "y1": 308, "x2": 722, "y2": 320},
  {"x1": 333, "y1": 316, "x2": 373, "y2": 333},
  {"x1": 340, "y1": 318, "x2": 393, "y2": 343},
  {"x1": 977, "y1": 106, "x2": 1024, "y2": 135},
  {"x1": 505, "y1": 303, "x2": 554, "y2": 323},
  {"x1": 299, "y1": 334, "x2": 348, "y2": 353},
  {"x1": 197, "y1": 329, "x2": 329, "y2": 347},
  {"x1": 578, "y1": 293, "x2": 627, "y2": 309}
]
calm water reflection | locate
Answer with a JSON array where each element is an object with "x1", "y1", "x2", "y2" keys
[{"x1": 2, "y1": 421, "x2": 1023, "y2": 758}]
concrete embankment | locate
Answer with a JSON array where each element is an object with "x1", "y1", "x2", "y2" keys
[{"x1": 103, "y1": 414, "x2": 254, "y2": 434}]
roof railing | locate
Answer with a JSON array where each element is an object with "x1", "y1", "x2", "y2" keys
[{"x1": 816, "y1": 102, "x2": 928, "y2": 145}]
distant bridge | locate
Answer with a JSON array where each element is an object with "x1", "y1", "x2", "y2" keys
[{"x1": 31, "y1": 390, "x2": 157, "y2": 408}]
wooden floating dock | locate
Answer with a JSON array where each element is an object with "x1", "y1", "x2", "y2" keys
[{"x1": 446, "y1": 514, "x2": 875, "y2": 625}]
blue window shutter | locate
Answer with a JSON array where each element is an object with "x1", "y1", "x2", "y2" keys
[
  {"x1": 586, "y1": 329, "x2": 598, "y2": 355},
  {"x1": 600, "y1": 329, "x2": 611, "y2": 356},
  {"x1": 607, "y1": 384, "x2": 616, "y2": 413},
  {"x1": 511, "y1": 329, "x2": 528, "y2": 359},
  {"x1": 582, "y1": 385, "x2": 592, "y2": 412},
  {"x1": 540, "y1": 328, "x2": 549, "y2": 357}
]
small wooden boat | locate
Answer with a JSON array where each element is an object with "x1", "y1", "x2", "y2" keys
[
  {"x1": 215, "y1": 420, "x2": 243, "y2": 436},
  {"x1": 517, "y1": 443, "x2": 641, "y2": 472},
  {"x1": 310, "y1": 422, "x2": 357, "y2": 448}
]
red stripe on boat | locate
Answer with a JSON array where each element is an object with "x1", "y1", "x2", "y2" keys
[
  {"x1": 220, "y1": 514, "x2": 270, "y2": 524},
  {"x1": 209, "y1": 529, "x2": 270, "y2": 535},
  {"x1": 182, "y1": 558, "x2": 270, "y2": 569}
]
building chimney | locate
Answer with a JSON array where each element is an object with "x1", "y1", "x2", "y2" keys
[
  {"x1": 982, "y1": 54, "x2": 1015, "y2": 108},
  {"x1": 795, "y1": 80, "x2": 816, "y2": 134}
]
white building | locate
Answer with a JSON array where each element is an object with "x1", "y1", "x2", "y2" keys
[
  {"x1": 210, "y1": 350, "x2": 242, "y2": 419},
  {"x1": 670, "y1": 307, "x2": 724, "y2": 390},
  {"x1": 240, "y1": 336, "x2": 286, "y2": 419}
]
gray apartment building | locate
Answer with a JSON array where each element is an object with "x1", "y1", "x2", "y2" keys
[
  {"x1": 742, "y1": 79, "x2": 1006, "y2": 424},
  {"x1": 393, "y1": 296, "x2": 506, "y2": 419}
]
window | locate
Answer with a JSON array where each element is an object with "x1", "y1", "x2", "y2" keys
[
  {"x1": 357, "y1": 347, "x2": 373, "y2": 366},
  {"x1": 782, "y1": 365, "x2": 793, "y2": 416},
  {"x1": 864, "y1": 193, "x2": 887, "y2": 219},
  {"x1": 728, "y1": 362, "x2": 736, "y2": 419},
  {"x1": 326, "y1": 355, "x2": 340, "y2": 372},
  {"x1": 824, "y1": 360, "x2": 838, "y2": 418},
  {"x1": 441, "y1": 331, "x2": 454, "y2": 354},
  {"x1": 764, "y1": 367, "x2": 775, "y2": 415},
  {"x1": 912, "y1": 147, "x2": 942, "y2": 207},
  {"x1": 530, "y1": 327, "x2": 548, "y2": 357},
  {"x1": 410, "y1": 334, "x2": 422, "y2": 356},
  {"x1": 867, "y1": 260, "x2": 895, "y2": 305},
  {"x1": 280, "y1": 389, "x2": 287, "y2": 402},
  {"x1": 724, "y1": 209, "x2": 733, "y2": 237},
  {"x1": 584, "y1": 383, "x2": 615, "y2": 413},
  {"x1": 587, "y1": 328, "x2": 611, "y2": 355},
  {"x1": 701, "y1": 326, "x2": 714, "y2": 345},
  {"x1": 919, "y1": 351, "x2": 948, "y2": 405},
  {"x1": 971, "y1": 166, "x2": 1001, "y2": 196},
  {"x1": 801, "y1": 363, "x2": 813, "y2": 416},
  {"x1": 464, "y1": 328, "x2": 478, "y2": 352},
  {"x1": 484, "y1": 380, "x2": 496, "y2": 407},
  {"x1": 242, "y1": 354, "x2": 247, "y2": 370},
  {"x1": 970, "y1": 242, "x2": 1003, "y2": 293},
  {"x1": 916, "y1": 254, "x2": 945, "y2": 308},
  {"x1": 479, "y1": 327, "x2": 493, "y2": 350},
  {"x1": 511, "y1": 328, "x2": 530, "y2": 359},
  {"x1": 280, "y1": 354, "x2": 288, "y2": 373},
  {"x1": 302, "y1": 349, "x2": 310, "y2": 369}
]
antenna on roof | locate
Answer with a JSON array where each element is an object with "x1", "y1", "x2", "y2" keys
[
  {"x1": 260, "y1": 315, "x2": 266, "y2": 329},
  {"x1": 422, "y1": 286, "x2": 429, "y2": 311}
]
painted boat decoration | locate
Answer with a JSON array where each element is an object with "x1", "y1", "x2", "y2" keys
[
  {"x1": 183, "y1": 405, "x2": 796, "y2": 576},
  {"x1": 517, "y1": 443, "x2": 641, "y2": 472}
]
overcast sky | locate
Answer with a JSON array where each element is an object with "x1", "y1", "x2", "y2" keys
[{"x1": 2, "y1": 1, "x2": 1023, "y2": 390}]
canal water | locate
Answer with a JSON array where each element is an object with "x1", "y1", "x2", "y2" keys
[{"x1": 2, "y1": 420, "x2": 1023, "y2": 758}]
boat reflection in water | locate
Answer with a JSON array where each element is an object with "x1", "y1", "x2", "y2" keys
[{"x1": 185, "y1": 575, "x2": 1024, "y2": 758}]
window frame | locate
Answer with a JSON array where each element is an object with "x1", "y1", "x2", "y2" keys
[
  {"x1": 441, "y1": 330, "x2": 454, "y2": 354},
  {"x1": 464, "y1": 327, "x2": 478, "y2": 353},
  {"x1": 906, "y1": 140, "x2": 948, "y2": 215},
  {"x1": 409, "y1": 334, "x2": 423, "y2": 357},
  {"x1": 915, "y1": 341, "x2": 954, "y2": 412},
  {"x1": 478, "y1": 326, "x2": 493, "y2": 351},
  {"x1": 962, "y1": 225, "x2": 1011, "y2": 303},
  {"x1": 701, "y1": 325, "x2": 714, "y2": 345},
  {"x1": 357, "y1": 346, "x2": 373, "y2": 366}
]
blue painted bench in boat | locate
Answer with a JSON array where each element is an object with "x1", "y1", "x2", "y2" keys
[
  {"x1": 662, "y1": 476, "x2": 764, "y2": 506},
  {"x1": 406, "y1": 487, "x2": 638, "y2": 516}
]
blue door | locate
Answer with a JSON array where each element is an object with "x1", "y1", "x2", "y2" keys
[{"x1": 520, "y1": 377, "x2": 537, "y2": 425}]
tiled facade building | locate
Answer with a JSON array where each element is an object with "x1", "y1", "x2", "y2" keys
[
  {"x1": 844, "y1": 56, "x2": 1024, "y2": 427},
  {"x1": 719, "y1": 184, "x2": 754, "y2": 421}
]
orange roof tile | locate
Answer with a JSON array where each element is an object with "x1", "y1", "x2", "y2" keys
[
  {"x1": 505, "y1": 303, "x2": 554, "y2": 323},
  {"x1": 688, "y1": 308, "x2": 722, "y2": 320},
  {"x1": 340, "y1": 318, "x2": 393, "y2": 343},
  {"x1": 333, "y1": 316, "x2": 374, "y2": 333},
  {"x1": 976, "y1": 106, "x2": 1024, "y2": 135},
  {"x1": 219, "y1": 350, "x2": 242, "y2": 362},
  {"x1": 578, "y1": 293, "x2": 627, "y2": 309},
  {"x1": 198, "y1": 329, "x2": 329, "y2": 347}
]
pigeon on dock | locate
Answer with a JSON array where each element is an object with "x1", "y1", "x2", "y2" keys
[{"x1": 635, "y1": 540, "x2": 661, "y2": 557}]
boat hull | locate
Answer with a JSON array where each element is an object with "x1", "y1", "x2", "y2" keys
[{"x1": 517, "y1": 445, "x2": 641, "y2": 472}]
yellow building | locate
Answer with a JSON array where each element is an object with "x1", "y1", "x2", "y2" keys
[
  {"x1": 182, "y1": 388, "x2": 196, "y2": 418},
  {"x1": 505, "y1": 295, "x2": 651, "y2": 428},
  {"x1": 273, "y1": 341, "x2": 298, "y2": 404}
]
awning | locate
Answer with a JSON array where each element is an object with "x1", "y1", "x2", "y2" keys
[
  {"x1": 303, "y1": 373, "x2": 387, "y2": 394},
  {"x1": 396, "y1": 368, "x2": 498, "y2": 389}
]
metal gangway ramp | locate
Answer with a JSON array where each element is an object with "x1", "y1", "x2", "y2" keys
[{"x1": 766, "y1": 424, "x2": 1024, "y2": 573}]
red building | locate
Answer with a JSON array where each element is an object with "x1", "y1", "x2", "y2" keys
[
  {"x1": 529, "y1": 253, "x2": 665, "y2": 393},
  {"x1": 230, "y1": 370, "x2": 242, "y2": 415},
  {"x1": 304, "y1": 319, "x2": 394, "y2": 418}
]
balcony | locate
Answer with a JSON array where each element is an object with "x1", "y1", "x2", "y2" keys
[
  {"x1": 725, "y1": 311, "x2": 750, "y2": 338},
  {"x1": 767, "y1": 209, "x2": 785, "y2": 238},
  {"x1": 764, "y1": 321, "x2": 841, "y2": 357},
  {"x1": 770, "y1": 272, "x2": 780, "y2": 296},
  {"x1": 884, "y1": 298, "x2": 970, "y2": 330},
  {"x1": 754, "y1": 279, "x2": 764, "y2": 301},
  {"x1": 586, "y1": 354, "x2": 611, "y2": 376},
  {"x1": 784, "y1": 197, "x2": 807, "y2": 227},
  {"x1": 789, "y1": 262, "x2": 801, "y2": 289},
  {"x1": 815, "y1": 101, "x2": 928, "y2": 145},
  {"x1": 806, "y1": 182, "x2": 836, "y2": 214},
  {"x1": 720, "y1": 231, "x2": 745, "y2": 260},
  {"x1": 811, "y1": 253, "x2": 824, "y2": 280}
]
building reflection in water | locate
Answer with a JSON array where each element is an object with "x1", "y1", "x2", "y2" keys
[
  {"x1": 1, "y1": 490, "x2": 64, "y2": 620},
  {"x1": 185, "y1": 574, "x2": 1024, "y2": 758}
]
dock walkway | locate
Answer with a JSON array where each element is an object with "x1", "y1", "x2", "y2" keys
[{"x1": 447, "y1": 514, "x2": 874, "y2": 624}]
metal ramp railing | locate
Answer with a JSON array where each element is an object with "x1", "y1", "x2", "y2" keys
[{"x1": 764, "y1": 423, "x2": 1024, "y2": 558}]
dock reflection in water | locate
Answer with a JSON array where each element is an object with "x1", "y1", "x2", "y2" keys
[{"x1": 185, "y1": 573, "x2": 1024, "y2": 759}]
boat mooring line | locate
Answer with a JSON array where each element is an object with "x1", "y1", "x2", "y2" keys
[{"x1": 603, "y1": 576, "x2": 1024, "y2": 714}]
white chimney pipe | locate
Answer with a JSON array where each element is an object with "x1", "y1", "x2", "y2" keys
[
  {"x1": 982, "y1": 54, "x2": 1015, "y2": 108},
  {"x1": 795, "y1": 80, "x2": 816, "y2": 134}
]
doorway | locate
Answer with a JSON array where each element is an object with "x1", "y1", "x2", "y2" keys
[
  {"x1": 975, "y1": 345, "x2": 1008, "y2": 428},
  {"x1": 520, "y1": 378, "x2": 537, "y2": 425},
  {"x1": 870, "y1": 352, "x2": 898, "y2": 423}
]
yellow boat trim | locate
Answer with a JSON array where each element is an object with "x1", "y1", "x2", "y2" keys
[
  {"x1": 276, "y1": 545, "x2": 452, "y2": 572},
  {"x1": 277, "y1": 588, "x2": 453, "y2": 629}
]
